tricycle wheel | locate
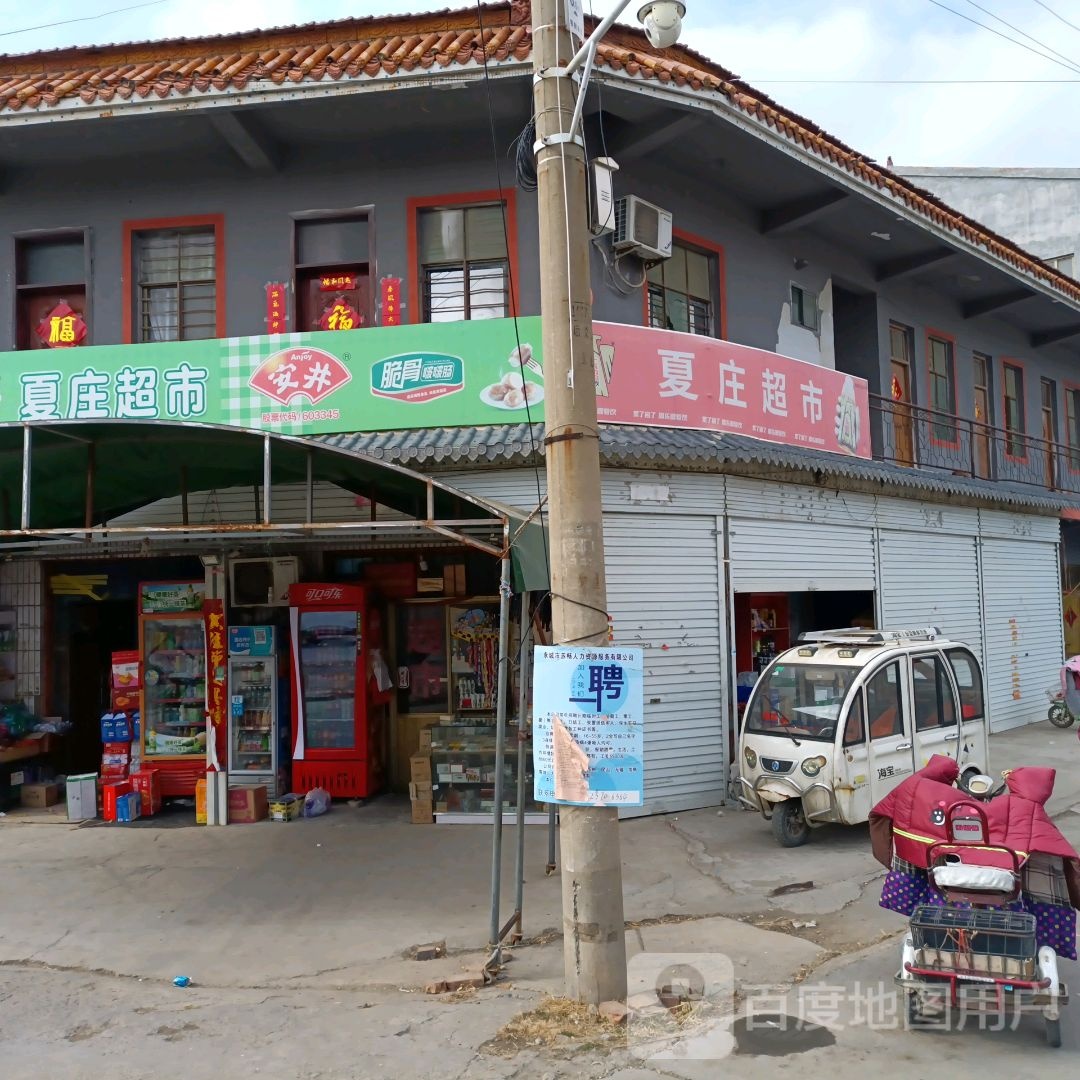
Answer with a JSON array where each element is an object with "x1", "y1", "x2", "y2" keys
[
  {"x1": 1048, "y1": 702, "x2": 1074, "y2": 728},
  {"x1": 1046, "y1": 1016, "x2": 1062, "y2": 1048},
  {"x1": 770, "y1": 800, "x2": 810, "y2": 847}
]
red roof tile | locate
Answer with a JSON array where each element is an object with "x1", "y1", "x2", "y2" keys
[{"x1": 0, "y1": 3, "x2": 1075, "y2": 307}]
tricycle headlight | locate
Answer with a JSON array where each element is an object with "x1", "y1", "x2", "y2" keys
[
  {"x1": 801, "y1": 755, "x2": 827, "y2": 777},
  {"x1": 743, "y1": 747, "x2": 757, "y2": 769}
]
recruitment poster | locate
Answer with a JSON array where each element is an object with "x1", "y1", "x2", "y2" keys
[{"x1": 532, "y1": 646, "x2": 644, "y2": 807}]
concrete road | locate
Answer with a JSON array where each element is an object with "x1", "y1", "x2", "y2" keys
[{"x1": 1, "y1": 719, "x2": 1077, "y2": 1077}]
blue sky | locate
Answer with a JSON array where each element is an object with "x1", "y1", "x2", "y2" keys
[{"x1": 1, "y1": 0, "x2": 1078, "y2": 167}]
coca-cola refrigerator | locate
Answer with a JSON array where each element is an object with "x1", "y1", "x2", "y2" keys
[{"x1": 288, "y1": 583, "x2": 392, "y2": 799}]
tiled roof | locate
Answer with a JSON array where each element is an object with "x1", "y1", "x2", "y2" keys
[
  {"x1": 1, "y1": 3, "x2": 1078, "y2": 304},
  {"x1": 315, "y1": 426, "x2": 1070, "y2": 513}
]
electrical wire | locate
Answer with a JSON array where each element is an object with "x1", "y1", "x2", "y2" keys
[
  {"x1": 962, "y1": 0, "x2": 1080, "y2": 72},
  {"x1": 925, "y1": 0, "x2": 1080, "y2": 75},
  {"x1": 0, "y1": 0, "x2": 170, "y2": 40},
  {"x1": 1032, "y1": 0, "x2": 1080, "y2": 35}
]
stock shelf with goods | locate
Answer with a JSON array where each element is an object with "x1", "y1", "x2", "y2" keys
[
  {"x1": 289, "y1": 583, "x2": 392, "y2": 800},
  {"x1": 137, "y1": 580, "x2": 210, "y2": 797},
  {"x1": 227, "y1": 626, "x2": 282, "y2": 793}
]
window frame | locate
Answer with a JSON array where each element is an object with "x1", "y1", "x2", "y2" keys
[
  {"x1": 290, "y1": 206, "x2": 375, "y2": 331},
  {"x1": 925, "y1": 329, "x2": 958, "y2": 447},
  {"x1": 1002, "y1": 358, "x2": 1027, "y2": 461},
  {"x1": 789, "y1": 284, "x2": 820, "y2": 333},
  {"x1": 1065, "y1": 383, "x2": 1080, "y2": 471},
  {"x1": 11, "y1": 227, "x2": 92, "y2": 351},
  {"x1": 912, "y1": 653, "x2": 958, "y2": 733},
  {"x1": 866, "y1": 660, "x2": 905, "y2": 741},
  {"x1": 407, "y1": 190, "x2": 518, "y2": 325},
  {"x1": 122, "y1": 215, "x2": 225, "y2": 344},
  {"x1": 642, "y1": 228, "x2": 726, "y2": 339}
]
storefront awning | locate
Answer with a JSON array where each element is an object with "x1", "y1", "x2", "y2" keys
[{"x1": 0, "y1": 420, "x2": 549, "y2": 590}]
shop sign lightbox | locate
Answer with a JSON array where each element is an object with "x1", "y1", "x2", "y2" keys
[
  {"x1": 532, "y1": 646, "x2": 645, "y2": 807},
  {"x1": 0, "y1": 318, "x2": 871, "y2": 459}
]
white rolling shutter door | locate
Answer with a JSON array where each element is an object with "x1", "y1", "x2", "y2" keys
[
  {"x1": 728, "y1": 520, "x2": 876, "y2": 592},
  {"x1": 981, "y1": 538, "x2": 1063, "y2": 732},
  {"x1": 604, "y1": 514, "x2": 725, "y2": 816},
  {"x1": 878, "y1": 532, "x2": 983, "y2": 658}
]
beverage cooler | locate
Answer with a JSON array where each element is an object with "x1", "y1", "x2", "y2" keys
[
  {"x1": 227, "y1": 626, "x2": 280, "y2": 791},
  {"x1": 288, "y1": 583, "x2": 391, "y2": 799},
  {"x1": 139, "y1": 581, "x2": 208, "y2": 797}
]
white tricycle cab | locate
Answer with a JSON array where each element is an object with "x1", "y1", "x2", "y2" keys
[{"x1": 737, "y1": 627, "x2": 989, "y2": 847}]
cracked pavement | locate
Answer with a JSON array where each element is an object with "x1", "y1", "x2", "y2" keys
[{"x1": 2, "y1": 721, "x2": 1079, "y2": 1076}]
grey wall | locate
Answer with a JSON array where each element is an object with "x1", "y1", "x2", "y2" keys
[
  {"x1": 1, "y1": 105, "x2": 1077, "y2": 473},
  {"x1": 896, "y1": 168, "x2": 1080, "y2": 265}
]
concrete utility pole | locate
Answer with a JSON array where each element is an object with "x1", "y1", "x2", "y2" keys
[{"x1": 531, "y1": 0, "x2": 628, "y2": 1005}]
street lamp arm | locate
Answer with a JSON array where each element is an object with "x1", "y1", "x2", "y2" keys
[{"x1": 563, "y1": 0, "x2": 635, "y2": 76}]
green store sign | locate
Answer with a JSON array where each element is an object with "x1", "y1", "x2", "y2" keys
[{"x1": 5, "y1": 318, "x2": 545, "y2": 437}]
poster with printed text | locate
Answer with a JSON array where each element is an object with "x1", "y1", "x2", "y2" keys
[{"x1": 532, "y1": 645, "x2": 644, "y2": 807}]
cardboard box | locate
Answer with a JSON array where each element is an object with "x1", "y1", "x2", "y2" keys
[
  {"x1": 417, "y1": 576, "x2": 444, "y2": 594},
  {"x1": 409, "y1": 781, "x2": 433, "y2": 800},
  {"x1": 417, "y1": 728, "x2": 433, "y2": 751},
  {"x1": 116, "y1": 791, "x2": 142, "y2": 823},
  {"x1": 66, "y1": 773, "x2": 97, "y2": 822},
  {"x1": 195, "y1": 778, "x2": 207, "y2": 824},
  {"x1": 442, "y1": 564, "x2": 466, "y2": 595},
  {"x1": 20, "y1": 782, "x2": 59, "y2": 808},
  {"x1": 130, "y1": 769, "x2": 162, "y2": 817},
  {"x1": 228, "y1": 785, "x2": 269, "y2": 824},
  {"x1": 411, "y1": 798, "x2": 434, "y2": 824},
  {"x1": 269, "y1": 794, "x2": 302, "y2": 821},
  {"x1": 410, "y1": 754, "x2": 432, "y2": 782}
]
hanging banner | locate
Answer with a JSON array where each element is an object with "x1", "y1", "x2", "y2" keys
[
  {"x1": 265, "y1": 283, "x2": 288, "y2": 335},
  {"x1": 381, "y1": 276, "x2": 402, "y2": 327},
  {"x1": 203, "y1": 599, "x2": 228, "y2": 770},
  {"x1": 319, "y1": 299, "x2": 361, "y2": 332},
  {"x1": 319, "y1": 273, "x2": 357, "y2": 292},
  {"x1": 0, "y1": 317, "x2": 871, "y2": 458},
  {"x1": 532, "y1": 645, "x2": 644, "y2": 807}
]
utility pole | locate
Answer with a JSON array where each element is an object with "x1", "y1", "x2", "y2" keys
[{"x1": 532, "y1": 0, "x2": 628, "y2": 1005}]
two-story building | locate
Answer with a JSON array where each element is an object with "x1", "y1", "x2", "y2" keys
[{"x1": 0, "y1": 5, "x2": 1076, "y2": 818}]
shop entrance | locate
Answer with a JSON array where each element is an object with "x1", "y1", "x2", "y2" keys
[{"x1": 47, "y1": 556, "x2": 203, "y2": 775}]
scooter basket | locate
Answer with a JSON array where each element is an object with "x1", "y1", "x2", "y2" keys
[{"x1": 910, "y1": 905, "x2": 1038, "y2": 978}]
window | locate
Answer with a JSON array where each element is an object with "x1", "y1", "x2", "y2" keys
[
  {"x1": 134, "y1": 228, "x2": 217, "y2": 342},
  {"x1": 293, "y1": 213, "x2": 370, "y2": 332},
  {"x1": 843, "y1": 691, "x2": 865, "y2": 747},
  {"x1": 647, "y1": 241, "x2": 718, "y2": 336},
  {"x1": 866, "y1": 662, "x2": 904, "y2": 740},
  {"x1": 912, "y1": 655, "x2": 957, "y2": 732},
  {"x1": 418, "y1": 203, "x2": 509, "y2": 322},
  {"x1": 1067, "y1": 387, "x2": 1080, "y2": 468},
  {"x1": 946, "y1": 648, "x2": 984, "y2": 722},
  {"x1": 15, "y1": 231, "x2": 88, "y2": 350},
  {"x1": 790, "y1": 284, "x2": 819, "y2": 331},
  {"x1": 927, "y1": 333, "x2": 956, "y2": 442},
  {"x1": 1003, "y1": 362, "x2": 1026, "y2": 457}
]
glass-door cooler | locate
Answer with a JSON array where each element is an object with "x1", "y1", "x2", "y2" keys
[
  {"x1": 227, "y1": 626, "x2": 279, "y2": 789},
  {"x1": 289, "y1": 582, "x2": 384, "y2": 799}
]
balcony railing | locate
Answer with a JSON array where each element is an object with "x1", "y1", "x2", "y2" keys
[{"x1": 870, "y1": 393, "x2": 1080, "y2": 496}]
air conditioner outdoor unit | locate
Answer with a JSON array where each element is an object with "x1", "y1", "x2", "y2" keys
[
  {"x1": 229, "y1": 556, "x2": 299, "y2": 608},
  {"x1": 613, "y1": 195, "x2": 673, "y2": 260}
]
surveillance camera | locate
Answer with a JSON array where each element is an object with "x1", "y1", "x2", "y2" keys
[{"x1": 637, "y1": 0, "x2": 686, "y2": 50}]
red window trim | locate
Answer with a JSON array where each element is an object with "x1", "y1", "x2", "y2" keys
[
  {"x1": 924, "y1": 327, "x2": 959, "y2": 450},
  {"x1": 406, "y1": 190, "x2": 519, "y2": 324},
  {"x1": 121, "y1": 214, "x2": 226, "y2": 344},
  {"x1": 1063, "y1": 380, "x2": 1080, "y2": 474},
  {"x1": 641, "y1": 227, "x2": 728, "y2": 339},
  {"x1": 1001, "y1": 357, "x2": 1028, "y2": 463}
]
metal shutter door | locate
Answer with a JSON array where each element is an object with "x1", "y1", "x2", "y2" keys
[
  {"x1": 728, "y1": 520, "x2": 876, "y2": 592},
  {"x1": 878, "y1": 532, "x2": 983, "y2": 659},
  {"x1": 605, "y1": 514, "x2": 725, "y2": 816},
  {"x1": 981, "y1": 539, "x2": 1063, "y2": 732}
]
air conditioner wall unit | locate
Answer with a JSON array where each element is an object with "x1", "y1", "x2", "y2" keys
[
  {"x1": 613, "y1": 195, "x2": 673, "y2": 261},
  {"x1": 229, "y1": 556, "x2": 299, "y2": 608}
]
